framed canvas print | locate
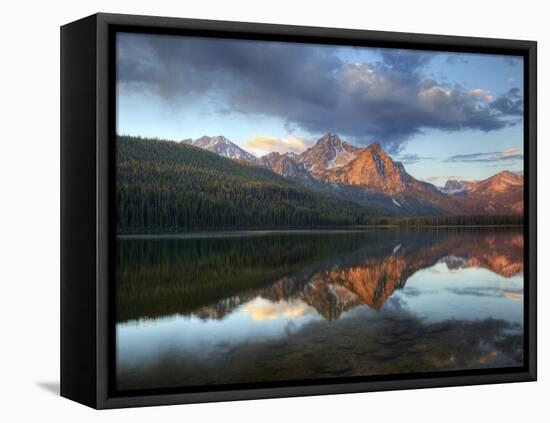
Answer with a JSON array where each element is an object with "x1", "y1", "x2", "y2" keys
[{"x1": 60, "y1": 13, "x2": 537, "y2": 409}]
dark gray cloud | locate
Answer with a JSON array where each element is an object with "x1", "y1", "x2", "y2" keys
[
  {"x1": 490, "y1": 87, "x2": 524, "y2": 116},
  {"x1": 445, "y1": 148, "x2": 523, "y2": 163},
  {"x1": 378, "y1": 49, "x2": 433, "y2": 73},
  {"x1": 117, "y1": 33, "x2": 524, "y2": 153}
]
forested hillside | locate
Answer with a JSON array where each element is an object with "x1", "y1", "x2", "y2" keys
[{"x1": 116, "y1": 136, "x2": 374, "y2": 233}]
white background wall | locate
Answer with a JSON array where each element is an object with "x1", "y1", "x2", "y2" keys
[{"x1": 1, "y1": 0, "x2": 546, "y2": 421}]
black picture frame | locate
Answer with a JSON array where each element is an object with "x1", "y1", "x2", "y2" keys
[{"x1": 60, "y1": 12, "x2": 537, "y2": 409}]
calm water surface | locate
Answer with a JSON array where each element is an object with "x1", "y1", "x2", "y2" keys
[{"x1": 116, "y1": 228, "x2": 524, "y2": 390}]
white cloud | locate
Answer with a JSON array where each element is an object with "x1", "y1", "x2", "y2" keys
[
  {"x1": 243, "y1": 298, "x2": 314, "y2": 321},
  {"x1": 501, "y1": 147, "x2": 522, "y2": 158},
  {"x1": 244, "y1": 134, "x2": 313, "y2": 155}
]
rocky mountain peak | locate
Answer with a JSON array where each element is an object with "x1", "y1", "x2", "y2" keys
[
  {"x1": 319, "y1": 142, "x2": 416, "y2": 195},
  {"x1": 369, "y1": 141, "x2": 382, "y2": 151},
  {"x1": 320, "y1": 132, "x2": 343, "y2": 148},
  {"x1": 492, "y1": 170, "x2": 523, "y2": 183},
  {"x1": 469, "y1": 170, "x2": 524, "y2": 197},
  {"x1": 176, "y1": 131, "x2": 524, "y2": 217},
  {"x1": 299, "y1": 133, "x2": 360, "y2": 173},
  {"x1": 442, "y1": 179, "x2": 467, "y2": 196},
  {"x1": 258, "y1": 151, "x2": 309, "y2": 178}
]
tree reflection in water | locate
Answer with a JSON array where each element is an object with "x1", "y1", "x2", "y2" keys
[{"x1": 116, "y1": 228, "x2": 524, "y2": 390}]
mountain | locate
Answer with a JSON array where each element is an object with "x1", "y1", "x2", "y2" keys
[
  {"x1": 262, "y1": 229, "x2": 523, "y2": 316},
  {"x1": 168, "y1": 229, "x2": 524, "y2": 322},
  {"x1": 298, "y1": 132, "x2": 361, "y2": 174},
  {"x1": 255, "y1": 134, "x2": 459, "y2": 216},
  {"x1": 452, "y1": 171, "x2": 524, "y2": 214},
  {"x1": 116, "y1": 135, "x2": 374, "y2": 233},
  {"x1": 190, "y1": 135, "x2": 257, "y2": 161},
  {"x1": 316, "y1": 142, "x2": 457, "y2": 215},
  {"x1": 318, "y1": 142, "x2": 413, "y2": 195},
  {"x1": 308, "y1": 140, "x2": 524, "y2": 216},
  {"x1": 118, "y1": 229, "x2": 523, "y2": 322},
  {"x1": 257, "y1": 133, "x2": 360, "y2": 178},
  {"x1": 441, "y1": 179, "x2": 468, "y2": 196},
  {"x1": 257, "y1": 152, "x2": 310, "y2": 178},
  {"x1": 177, "y1": 132, "x2": 523, "y2": 217},
  {"x1": 467, "y1": 170, "x2": 523, "y2": 195}
]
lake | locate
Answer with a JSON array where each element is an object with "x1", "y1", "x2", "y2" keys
[{"x1": 115, "y1": 228, "x2": 524, "y2": 391}]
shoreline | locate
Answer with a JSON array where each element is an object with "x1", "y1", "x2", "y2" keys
[{"x1": 117, "y1": 224, "x2": 524, "y2": 239}]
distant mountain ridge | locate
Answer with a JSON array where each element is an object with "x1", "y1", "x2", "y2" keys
[
  {"x1": 117, "y1": 135, "x2": 374, "y2": 233},
  {"x1": 180, "y1": 132, "x2": 523, "y2": 217},
  {"x1": 449, "y1": 171, "x2": 524, "y2": 215},
  {"x1": 257, "y1": 152, "x2": 311, "y2": 179},
  {"x1": 186, "y1": 135, "x2": 257, "y2": 161},
  {"x1": 441, "y1": 180, "x2": 468, "y2": 196}
]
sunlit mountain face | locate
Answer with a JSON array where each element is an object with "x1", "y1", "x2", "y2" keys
[
  {"x1": 116, "y1": 228, "x2": 524, "y2": 390},
  {"x1": 164, "y1": 132, "x2": 525, "y2": 217},
  {"x1": 114, "y1": 33, "x2": 527, "y2": 394}
]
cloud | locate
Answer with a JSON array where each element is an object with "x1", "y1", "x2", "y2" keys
[
  {"x1": 445, "y1": 147, "x2": 523, "y2": 163},
  {"x1": 244, "y1": 135, "x2": 313, "y2": 155},
  {"x1": 396, "y1": 153, "x2": 434, "y2": 164},
  {"x1": 378, "y1": 49, "x2": 433, "y2": 72},
  {"x1": 469, "y1": 88, "x2": 493, "y2": 102},
  {"x1": 504, "y1": 57, "x2": 522, "y2": 66},
  {"x1": 501, "y1": 147, "x2": 523, "y2": 158},
  {"x1": 490, "y1": 87, "x2": 524, "y2": 116},
  {"x1": 447, "y1": 286, "x2": 523, "y2": 300},
  {"x1": 243, "y1": 298, "x2": 313, "y2": 321},
  {"x1": 117, "y1": 34, "x2": 524, "y2": 153},
  {"x1": 445, "y1": 54, "x2": 469, "y2": 65}
]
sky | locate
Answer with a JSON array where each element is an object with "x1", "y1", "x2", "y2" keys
[{"x1": 116, "y1": 32, "x2": 524, "y2": 184}]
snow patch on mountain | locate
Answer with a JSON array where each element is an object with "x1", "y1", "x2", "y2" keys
[
  {"x1": 440, "y1": 179, "x2": 467, "y2": 195},
  {"x1": 298, "y1": 133, "x2": 360, "y2": 173},
  {"x1": 192, "y1": 136, "x2": 257, "y2": 161}
]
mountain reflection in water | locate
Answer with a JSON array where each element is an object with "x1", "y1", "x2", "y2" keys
[{"x1": 116, "y1": 228, "x2": 524, "y2": 390}]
